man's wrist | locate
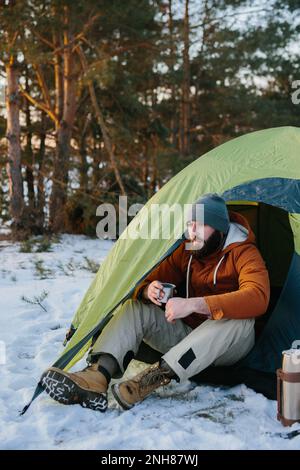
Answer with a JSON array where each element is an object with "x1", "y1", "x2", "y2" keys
[
  {"x1": 190, "y1": 297, "x2": 211, "y2": 317},
  {"x1": 142, "y1": 285, "x2": 149, "y2": 300}
]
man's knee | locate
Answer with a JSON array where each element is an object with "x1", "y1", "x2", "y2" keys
[
  {"x1": 120, "y1": 298, "x2": 141, "y2": 313},
  {"x1": 112, "y1": 298, "x2": 161, "y2": 337},
  {"x1": 115, "y1": 298, "x2": 145, "y2": 321},
  {"x1": 122, "y1": 298, "x2": 154, "y2": 313}
]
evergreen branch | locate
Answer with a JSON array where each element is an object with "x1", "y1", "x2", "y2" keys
[
  {"x1": 80, "y1": 36, "x2": 109, "y2": 59},
  {"x1": 19, "y1": 85, "x2": 59, "y2": 126},
  {"x1": 72, "y1": 12, "x2": 102, "y2": 45},
  {"x1": 31, "y1": 29, "x2": 55, "y2": 50},
  {"x1": 9, "y1": 30, "x2": 19, "y2": 50},
  {"x1": 190, "y1": 8, "x2": 272, "y2": 30},
  {"x1": 33, "y1": 64, "x2": 52, "y2": 110},
  {"x1": 79, "y1": 36, "x2": 160, "y2": 60},
  {"x1": 76, "y1": 44, "x2": 126, "y2": 196},
  {"x1": 41, "y1": 13, "x2": 102, "y2": 57}
]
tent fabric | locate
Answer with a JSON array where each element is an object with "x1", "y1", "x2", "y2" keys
[
  {"x1": 53, "y1": 236, "x2": 186, "y2": 370},
  {"x1": 22, "y1": 126, "x2": 300, "y2": 413},
  {"x1": 223, "y1": 178, "x2": 300, "y2": 214},
  {"x1": 61, "y1": 126, "x2": 300, "y2": 372}
]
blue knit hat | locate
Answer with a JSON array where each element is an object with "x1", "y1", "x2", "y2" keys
[{"x1": 188, "y1": 193, "x2": 230, "y2": 233}]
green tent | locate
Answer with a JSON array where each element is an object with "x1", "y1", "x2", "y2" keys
[{"x1": 22, "y1": 126, "x2": 300, "y2": 413}]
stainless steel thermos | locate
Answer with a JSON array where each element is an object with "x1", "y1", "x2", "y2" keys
[{"x1": 277, "y1": 349, "x2": 300, "y2": 426}]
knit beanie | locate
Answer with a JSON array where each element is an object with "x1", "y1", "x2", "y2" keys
[{"x1": 187, "y1": 193, "x2": 230, "y2": 233}]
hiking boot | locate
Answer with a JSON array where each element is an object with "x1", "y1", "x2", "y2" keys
[
  {"x1": 40, "y1": 363, "x2": 108, "y2": 412},
  {"x1": 111, "y1": 361, "x2": 173, "y2": 410}
]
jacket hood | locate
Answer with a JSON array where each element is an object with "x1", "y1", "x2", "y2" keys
[
  {"x1": 222, "y1": 210, "x2": 255, "y2": 253},
  {"x1": 209, "y1": 210, "x2": 256, "y2": 288}
]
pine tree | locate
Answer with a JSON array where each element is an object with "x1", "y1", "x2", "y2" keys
[{"x1": 0, "y1": 0, "x2": 29, "y2": 236}]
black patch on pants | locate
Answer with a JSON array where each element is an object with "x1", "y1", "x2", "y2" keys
[
  {"x1": 178, "y1": 348, "x2": 196, "y2": 370},
  {"x1": 123, "y1": 350, "x2": 134, "y2": 370}
]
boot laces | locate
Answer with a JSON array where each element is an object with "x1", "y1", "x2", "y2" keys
[{"x1": 138, "y1": 366, "x2": 170, "y2": 391}]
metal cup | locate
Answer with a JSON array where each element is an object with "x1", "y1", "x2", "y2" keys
[{"x1": 160, "y1": 283, "x2": 176, "y2": 303}]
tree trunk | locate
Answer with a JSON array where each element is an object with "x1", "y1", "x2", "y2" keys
[
  {"x1": 49, "y1": 11, "x2": 77, "y2": 232},
  {"x1": 92, "y1": 140, "x2": 101, "y2": 191},
  {"x1": 142, "y1": 142, "x2": 149, "y2": 195},
  {"x1": 49, "y1": 122, "x2": 72, "y2": 232},
  {"x1": 150, "y1": 134, "x2": 159, "y2": 195},
  {"x1": 24, "y1": 70, "x2": 35, "y2": 210},
  {"x1": 36, "y1": 114, "x2": 46, "y2": 230},
  {"x1": 5, "y1": 58, "x2": 24, "y2": 232},
  {"x1": 180, "y1": 0, "x2": 190, "y2": 156},
  {"x1": 88, "y1": 83, "x2": 126, "y2": 196},
  {"x1": 53, "y1": 31, "x2": 64, "y2": 121},
  {"x1": 77, "y1": 45, "x2": 126, "y2": 196},
  {"x1": 79, "y1": 131, "x2": 89, "y2": 192},
  {"x1": 194, "y1": 0, "x2": 209, "y2": 101},
  {"x1": 168, "y1": 0, "x2": 177, "y2": 147}
]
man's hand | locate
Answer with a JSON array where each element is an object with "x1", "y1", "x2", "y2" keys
[
  {"x1": 165, "y1": 297, "x2": 211, "y2": 323},
  {"x1": 143, "y1": 280, "x2": 165, "y2": 306}
]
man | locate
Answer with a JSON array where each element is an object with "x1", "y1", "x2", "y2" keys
[{"x1": 41, "y1": 194, "x2": 270, "y2": 412}]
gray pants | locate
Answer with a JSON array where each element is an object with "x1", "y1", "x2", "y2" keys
[{"x1": 91, "y1": 299, "x2": 255, "y2": 382}]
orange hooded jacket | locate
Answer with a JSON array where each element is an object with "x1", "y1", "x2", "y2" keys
[{"x1": 133, "y1": 211, "x2": 270, "y2": 329}]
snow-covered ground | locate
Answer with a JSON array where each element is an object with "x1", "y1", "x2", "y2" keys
[{"x1": 0, "y1": 234, "x2": 299, "y2": 450}]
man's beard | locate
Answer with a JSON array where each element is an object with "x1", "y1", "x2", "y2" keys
[{"x1": 190, "y1": 230, "x2": 225, "y2": 259}]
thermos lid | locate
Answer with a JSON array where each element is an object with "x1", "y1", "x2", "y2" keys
[{"x1": 282, "y1": 348, "x2": 300, "y2": 356}]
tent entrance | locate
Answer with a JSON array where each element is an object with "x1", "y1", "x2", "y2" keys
[{"x1": 226, "y1": 201, "x2": 294, "y2": 339}]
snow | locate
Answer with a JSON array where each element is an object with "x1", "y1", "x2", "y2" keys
[{"x1": 0, "y1": 234, "x2": 299, "y2": 450}]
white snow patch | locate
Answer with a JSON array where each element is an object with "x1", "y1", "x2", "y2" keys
[{"x1": 0, "y1": 233, "x2": 299, "y2": 450}]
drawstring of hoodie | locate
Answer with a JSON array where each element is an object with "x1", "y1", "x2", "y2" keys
[
  {"x1": 213, "y1": 254, "x2": 226, "y2": 287},
  {"x1": 186, "y1": 254, "x2": 193, "y2": 299},
  {"x1": 186, "y1": 252, "x2": 226, "y2": 297}
]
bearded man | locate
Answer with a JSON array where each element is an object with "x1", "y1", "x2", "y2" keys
[{"x1": 41, "y1": 193, "x2": 270, "y2": 412}]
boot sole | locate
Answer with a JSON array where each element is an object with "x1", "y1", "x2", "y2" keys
[
  {"x1": 40, "y1": 368, "x2": 107, "y2": 412},
  {"x1": 111, "y1": 383, "x2": 133, "y2": 411}
]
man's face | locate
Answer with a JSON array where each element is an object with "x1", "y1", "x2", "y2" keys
[
  {"x1": 186, "y1": 221, "x2": 223, "y2": 258},
  {"x1": 186, "y1": 221, "x2": 215, "y2": 250}
]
